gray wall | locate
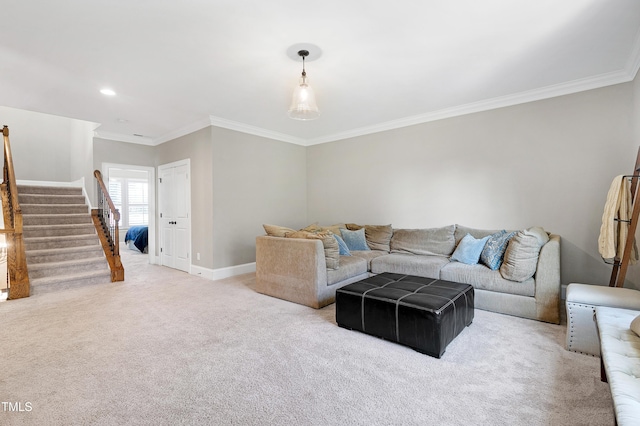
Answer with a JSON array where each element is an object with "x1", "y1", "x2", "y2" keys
[
  {"x1": 93, "y1": 138, "x2": 156, "y2": 170},
  {"x1": 307, "y1": 81, "x2": 638, "y2": 288},
  {"x1": 155, "y1": 127, "x2": 214, "y2": 269},
  {"x1": 94, "y1": 126, "x2": 307, "y2": 271},
  {"x1": 211, "y1": 127, "x2": 307, "y2": 268},
  {"x1": 151, "y1": 126, "x2": 307, "y2": 270}
]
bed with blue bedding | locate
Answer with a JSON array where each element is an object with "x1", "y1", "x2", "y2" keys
[{"x1": 125, "y1": 226, "x2": 148, "y2": 253}]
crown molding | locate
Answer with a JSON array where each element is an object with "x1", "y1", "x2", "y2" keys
[
  {"x1": 306, "y1": 69, "x2": 634, "y2": 146},
  {"x1": 152, "y1": 116, "x2": 213, "y2": 145},
  {"x1": 207, "y1": 116, "x2": 307, "y2": 146},
  {"x1": 93, "y1": 130, "x2": 155, "y2": 145}
]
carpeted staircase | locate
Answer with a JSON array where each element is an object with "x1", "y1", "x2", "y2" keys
[{"x1": 18, "y1": 185, "x2": 111, "y2": 294}]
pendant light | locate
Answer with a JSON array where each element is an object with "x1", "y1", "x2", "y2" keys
[{"x1": 288, "y1": 50, "x2": 320, "y2": 120}]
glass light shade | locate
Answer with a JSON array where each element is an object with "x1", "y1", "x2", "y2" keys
[{"x1": 288, "y1": 76, "x2": 320, "y2": 120}]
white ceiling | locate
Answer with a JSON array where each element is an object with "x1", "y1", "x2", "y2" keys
[{"x1": 1, "y1": 0, "x2": 639, "y2": 146}]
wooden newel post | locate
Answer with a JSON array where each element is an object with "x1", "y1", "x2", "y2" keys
[
  {"x1": 8, "y1": 212, "x2": 30, "y2": 299},
  {"x1": 2, "y1": 125, "x2": 30, "y2": 299}
]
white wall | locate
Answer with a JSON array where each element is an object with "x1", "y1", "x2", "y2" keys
[
  {"x1": 0, "y1": 106, "x2": 97, "y2": 183},
  {"x1": 307, "y1": 82, "x2": 638, "y2": 288}
]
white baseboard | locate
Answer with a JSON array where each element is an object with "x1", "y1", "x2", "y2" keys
[{"x1": 191, "y1": 262, "x2": 256, "y2": 281}]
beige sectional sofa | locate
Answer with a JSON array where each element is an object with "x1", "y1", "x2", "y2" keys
[{"x1": 255, "y1": 223, "x2": 561, "y2": 323}]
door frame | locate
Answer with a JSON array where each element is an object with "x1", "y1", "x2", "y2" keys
[
  {"x1": 102, "y1": 163, "x2": 156, "y2": 265},
  {"x1": 157, "y1": 159, "x2": 192, "y2": 272}
]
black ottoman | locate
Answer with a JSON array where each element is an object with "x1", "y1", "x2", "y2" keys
[{"x1": 336, "y1": 273, "x2": 474, "y2": 358}]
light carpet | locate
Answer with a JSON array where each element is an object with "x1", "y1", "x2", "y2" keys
[{"x1": 0, "y1": 248, "x2": 613, "y2": 425}]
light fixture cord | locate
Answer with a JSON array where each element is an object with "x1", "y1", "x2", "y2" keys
[{"x1": 301, "y1": 55, "x2": 306, "y2": 79}]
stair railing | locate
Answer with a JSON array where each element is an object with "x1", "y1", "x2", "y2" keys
[
  {"x1": 92, "y1": 170, "x2": 124, "y2": 281},
  {"x1": 0, "y1": 125, "x2": 30, "y2": 299}
]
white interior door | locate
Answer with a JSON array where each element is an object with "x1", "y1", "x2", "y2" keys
[{"x1": 159, "y1": 160, "x2": 191, "y2": 272}]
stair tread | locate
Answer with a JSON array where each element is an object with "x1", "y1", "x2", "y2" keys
[
  {"x1": 28, "y1": 256, "x2": 107, "y2": 269},
  {"x1": 30, "y1": 269, "x2": 111, "y2": 286},
  {"x1": 23, "y1": 213, "x2": 90, "y2": 217},
  {"x1": 20, "y1": 203, "x2": 88, "y2": 208},
  {"x1": 24, "y1": 223, "x2": 94, "y2": 228},
  {"x1": 24, "y1": 232, "x2": 98, "y2": 242},
  {"x1": 26, "y1": 245, "x2": 103, "y2": 255}
]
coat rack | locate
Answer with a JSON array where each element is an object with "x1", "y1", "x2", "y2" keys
[{"x1": 608, "y1": 146, "x2": 640, "y2": 287}]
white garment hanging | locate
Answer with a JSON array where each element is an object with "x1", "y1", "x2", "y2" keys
[{"x1": 598, "y1": 175, "x2": 638, "y2": 263}]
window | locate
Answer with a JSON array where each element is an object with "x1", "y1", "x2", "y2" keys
[{"x1": 108, "y1": 177, "x2": 148, "y2": 227}]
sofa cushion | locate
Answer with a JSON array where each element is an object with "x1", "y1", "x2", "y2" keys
[
  {"x1": 500, "y1": 231, "x2": 541, "y2": 282},
  {"x1": 390, "y1": 225, "x2": 456, "y2": 256},
  {"x1": 480, "y1": 230, "x2": 516, "y2": 270},
  {"x1": 370, "y1": 253, "x2": 450, "y2": 279},
  {"x1": 365, "y1": 224, "x2": 393, "y2": 252},
  {"x1": 451, "y1": 234, "x2": 490, "y2": 265},
  {"x1": 440, "y1": 262, "x2": 535, "y2": 297},
  {"x1": 350, "y1": 250, "x2": 388, "y2": 270},
  {"x1": 595, "y1": 306, "x2": 640, "y2": 426},
  {"x1": 286, "y1": 230, "x2": 340, "y2": 270},
  {"x1": 340, "y1": 228, "x2": 370, "y2": 251},
  {"x1": 321, "y1": 223, "x2": 346, "y2": 236},
  {"x1": 301, "y1": 223, "x2": 323, "y2": 233},
  {"x1": 263, "y1": 224, "x2": 295, "y2": 237},
  {"x1": 454, "y1": 224, "x2": 501, "y2": 245},
  {"x1": 327, "y1": 256, "x2": 367, "y2": 285}
]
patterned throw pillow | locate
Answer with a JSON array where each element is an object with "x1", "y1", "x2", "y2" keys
[
  {"x1": 451, "y1": 233, "x2": 490, "y2": 265},
  {"x1": 480, "y1": 230, "x2": 516, "y2": 270},
  {"x1": 340, "y1": 228, "x2": 370, "y2": 251}
]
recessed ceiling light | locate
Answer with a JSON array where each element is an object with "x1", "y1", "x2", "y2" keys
[{"x1": 100, "y1": 88, "x2": 116, "y2": 96}]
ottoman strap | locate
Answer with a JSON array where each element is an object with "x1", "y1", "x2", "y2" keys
[
  {"x1": 359, "y1": 274, "x2": 415, "y2": 332},
  {"x1": 397, "y1": 293, "x2": 457, "y2": 342}
]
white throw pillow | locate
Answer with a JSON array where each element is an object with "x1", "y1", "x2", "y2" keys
[{"x1": 631, "y1": 314, "x2": 640, "y2": 337}]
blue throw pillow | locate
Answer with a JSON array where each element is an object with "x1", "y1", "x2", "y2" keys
[
  {"x1": 451, "y1": 233, "x2": 490, "y2": 265},
  {"x1": 480, "y1": 230, "x2": 516, "y2": 270},
  {"x1": 333, "y1": 234, "x2": 351, "y2": 256},
  {"x1": 340, "y1": 228, "x2": 370, "y2": 251}
]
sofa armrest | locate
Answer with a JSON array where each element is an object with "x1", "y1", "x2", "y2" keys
[
  {"x1": 255, "y1": 236, "x2": 328, "y2": 308},
  {"x1": 533, "y1": 234, "x2": 561, "y2": 323},
  {"x1": 566, "y1": 283, "x2": 640, "y2": 310}
]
